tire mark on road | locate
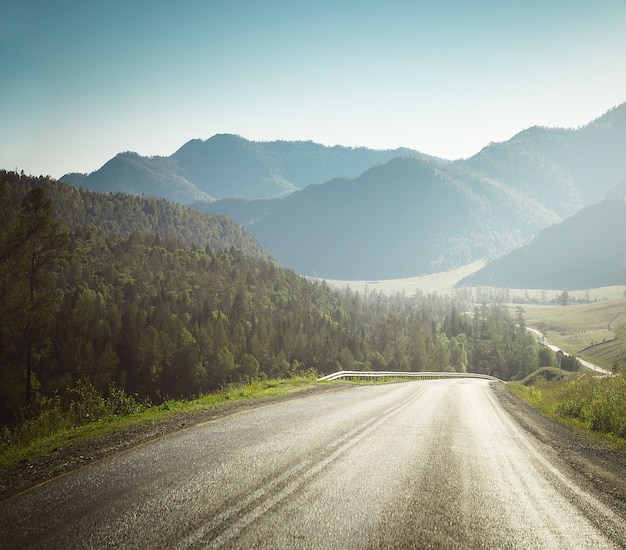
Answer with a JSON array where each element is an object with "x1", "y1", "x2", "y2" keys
[{"x1": 175, "y1": 387, "x2": 423, "y2": 549}]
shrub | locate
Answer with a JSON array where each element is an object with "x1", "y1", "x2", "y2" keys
[{"x1": 107, "y1": 384, "x2": 143, "y2": 416}]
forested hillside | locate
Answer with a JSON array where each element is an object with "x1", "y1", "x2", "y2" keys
[
  {"x1": 62, "y1": 152, "x2": 214, "y2": 204},
  {"x1": 457, "y1": 197, "x2": 626, "y2": 290},
  {"x1": 1, "y1": 172, "x2": 543, "y2": 426},
  {"x1": 1, "y1": 171, "x2": 267, "y2": 259}
]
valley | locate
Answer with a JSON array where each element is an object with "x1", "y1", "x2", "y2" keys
[
  {"x1": 320, "y1": 259, "x2": 486, "y2": 295},
  {"x1": 3, "y1": 5, "x2": 626, "y2": 548}
]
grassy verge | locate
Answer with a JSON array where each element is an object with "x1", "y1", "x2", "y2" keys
[
  {"x1": 0, "y1": 377, "x2": 317, "y2": 473},
  {"x1": 509, "y1": 375, "x2": 626, "y2": 453}
]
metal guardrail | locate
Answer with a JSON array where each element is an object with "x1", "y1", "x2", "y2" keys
[{"x1": 317, "y1": 370, "x2": 506, "y2": 383}]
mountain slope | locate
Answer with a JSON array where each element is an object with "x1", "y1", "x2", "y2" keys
[
  {"x1": 465, "y1": 103, "x2": 626, "y2": 216},
  {"x1": 457, "y1": 197, "x2": 626, "y2": 290},
  {"x1": 60, "y1": 103, "x2": 626, "y2": 280},
  {"x1": 202, "y1": 156, "x2": 559, "y2": 279},
  {"x1": 63, "y1": 152, "x2": 214, "y2": 204},
  {"x1": 171, "y1": 135, "x2": 297, "y2": 199}
]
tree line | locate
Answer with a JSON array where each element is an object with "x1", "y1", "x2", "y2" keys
[{"x1": 0, "y1": 172, "x2": 549, "y2": 426}]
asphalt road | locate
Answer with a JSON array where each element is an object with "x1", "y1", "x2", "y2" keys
[{"x1": 1, "y1": 379, "x2": 625, "y2": 549}]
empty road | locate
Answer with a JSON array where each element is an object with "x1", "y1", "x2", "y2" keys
[{"x1": 1, "y1": 379, "x2": 625, "y2": 548}]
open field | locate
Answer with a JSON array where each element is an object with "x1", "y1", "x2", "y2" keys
[
  {"x1": 323, "y1": 263, "x2": 626, "y2": 302},
  {"x1": 510, "y1": 286, "x2": 626, "y2": 303},
  {"x1": 521, "y1": 298, "x2": 626, "y2": 371}
]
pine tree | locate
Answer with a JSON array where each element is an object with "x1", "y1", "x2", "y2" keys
[{"x1": 7, "y1": 187, "x2": 69, "y2": 407}]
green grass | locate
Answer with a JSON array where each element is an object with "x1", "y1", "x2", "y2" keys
[
  {"x1": 521, "y1": 297, "x2": 626, "y2": 372},
  {"x1": 508, "y1": 293, "x2": 626, "y2": 453},
  {"x1": 509, "y1": 375, "x2": 626, "y2": 453},
  {"x1": 0, "y1": 377, "x2": 317, "y2": 473}
]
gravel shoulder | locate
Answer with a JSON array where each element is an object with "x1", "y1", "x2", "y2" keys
[
  {"x1": 2, "y1": 381, "x2": 625, "y2": 510},
  {"x1": 493, "y1": 383, "x2": 626, "y2": 512}
]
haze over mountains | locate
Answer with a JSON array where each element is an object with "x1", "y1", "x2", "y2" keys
[{"x1": 62, "y1": 104, "x2": 626, "y2": 283}]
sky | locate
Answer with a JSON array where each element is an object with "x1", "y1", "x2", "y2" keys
[{"x1": 2, "y1": 0, "x2": 626, "y2": 178}]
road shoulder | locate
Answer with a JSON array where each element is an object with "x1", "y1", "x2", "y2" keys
[{"x1": 492, "y1": 383, "x2": 626, "y2": 513}]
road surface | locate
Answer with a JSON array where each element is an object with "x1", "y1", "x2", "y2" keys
[{"x1": 1, "y1": 379, "x2": 625, "y2": 548}]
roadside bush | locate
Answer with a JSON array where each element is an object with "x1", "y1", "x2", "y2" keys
[
  {"x1": 68, "y1": 379, "x2": 108, "y2": 424},
  {"x1": 107, "y1": 384, "x2": 143, "y2": 416},
  {"x1": 552, "y1": 376, "x2": 626, "y2": 438},
  {"x1": 15, "y1": 394, "x2": 68, "y2": 445},
  {"x1": 560, "y1": 354, "x2": 581, "y2": 372},
  {"x1": 588, "y1": 378, "x2": 626, "y2": 437},
  {"x1": 0, "y1": 394, "x2": 70, "y2": 457},
  {"x1": 0, "y1": 379, "x2": 145, "y2": 457},
  {"x1": 554, "y1": 378, "x2": 591, "y2": 419}
]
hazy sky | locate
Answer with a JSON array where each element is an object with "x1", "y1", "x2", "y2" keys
[{"x1": 2, "y1": 0, "x2": 626, "y2": 178}]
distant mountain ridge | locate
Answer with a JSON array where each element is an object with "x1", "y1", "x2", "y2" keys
[
  {"x1": 63, "y1": 136, "x2": 425, "y2": 203},
  {"x1": 465, "y1": 103, "x2": 626, "y2": 216},
  {"x1": 63, "y1": 152, "x2": 214, "y2": 204}
]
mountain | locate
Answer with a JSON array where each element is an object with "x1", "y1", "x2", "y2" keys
[
  {"x1": 62, "y1": 152, "x2": 214, "y2": 204},
  {"x1": 62, "y1": 136, "x2": 424, "y2": 203},
  {"x1": 464, "y1": 103, "x2": 626, "y2": 216},
  {"x1": 170, "y1": 135, "x2": 297, "y2": 199},
  {"x1": 200, "y1": 156, "x2": 559, "y2": 280},
  {"x1": 61, "y1": 103, "x2": 626, "y2": 280},
  {"x1": 456, "y1": 197, "x2": 626, "y2": 290},
  {"x1": 198, "y1": 103, "x2": 626, "y2": 279}
]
